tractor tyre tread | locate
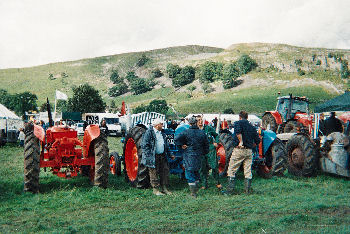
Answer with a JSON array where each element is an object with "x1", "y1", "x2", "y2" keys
[
  {"x1": 94, "y1": 132, "x2": 109, "y2": 188},
  {"x1": 286, "y1": 134, "x2": 318, "y2": 177},
  {"x1": 262, "y1": 113, "x2": 278, "y2": 132},
  {"x1": 23, "y1": 127, "x2": 40, "y2": 193},
  {"x1": 219, "y1": 132, "x2": 235, "y2": 175}
]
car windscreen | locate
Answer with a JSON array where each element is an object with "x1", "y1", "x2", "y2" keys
[{"x1": 105, "y1": 118, "x2": 119, "y2": 124}]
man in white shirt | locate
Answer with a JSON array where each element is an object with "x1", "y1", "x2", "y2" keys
[{"x1": 141, "y1": 119, "x2": 172, "y2": 196}]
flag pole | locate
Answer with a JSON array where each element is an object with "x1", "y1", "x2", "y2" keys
[{"x1": 53, "y1": 90, "x2": 57, "y2": 123}]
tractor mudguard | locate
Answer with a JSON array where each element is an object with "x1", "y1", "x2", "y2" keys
[
  {"x1": 33, "y1": 124, "x2": 45, "y2": 143},
  {"x1": 261, "y1": 129, "x2": 277, "y2": 155},
  {"x1": 83, "y1": 124, "x2": 100, "y2": 157},
  {"x1": 265, "y1": 111, "x2": 283, "y2": 125}
]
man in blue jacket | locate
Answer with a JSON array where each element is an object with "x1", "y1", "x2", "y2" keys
[
  {"x1": 141, "y1": 119, "x2": 172, "y2": 196},
  {"x1": 175, "y1": 117, "x2": 209, "y2": 198}
]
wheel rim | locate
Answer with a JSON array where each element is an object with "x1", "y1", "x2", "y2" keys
[
  {"x1": 216, "y1": 144, "x2": 226, "y2": 174},
  {"x1": 110, "y1": 155, "x2": 116, "y2": 175},
  {"x1": 125, "y1": 138, "x2": 138, "y2": 182},
  {"x1": 290, "y1": 147, "x2": 304, "y2": 169}
]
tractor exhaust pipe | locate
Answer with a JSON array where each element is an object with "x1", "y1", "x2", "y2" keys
[{"x1": 47, "y1": 98, "x2": 54, "y2": 127}]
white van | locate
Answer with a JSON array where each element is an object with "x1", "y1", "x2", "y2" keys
[{"x1": 83, "y1": 113, "x2": 122, "y2": 136}]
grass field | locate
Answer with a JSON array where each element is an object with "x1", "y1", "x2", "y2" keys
[{"x1": 1, "y1": 137, "x2": 349, "y2": 233}]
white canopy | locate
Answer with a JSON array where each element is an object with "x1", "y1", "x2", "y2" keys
[{"x1": 0, "y1": 104, "x2": 20, "y2": 119}]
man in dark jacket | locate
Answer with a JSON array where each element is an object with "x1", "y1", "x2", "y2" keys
[
  {"x1": 224, "y1": 111, "x2": 260, "y2": 195},
  {"x1": 141, "y1": 119, "x2": 172, "y2": 196},
  {"x1": 324, "y1": 112, "x2": 343, "y2": 135},
  {"x1": 175, "y1": 117, "x2": 209, "y2": 197}
]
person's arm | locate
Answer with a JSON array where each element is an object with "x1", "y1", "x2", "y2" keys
[
  {"x1": 175, "y1": 131, "x2": 187, "y2": 149},
  {"x1": 234, "y1": 122, "x2": 243, "y2": 148},
  {"x1": 236, "y1": 134, "x2": 243, "y2": 148}
]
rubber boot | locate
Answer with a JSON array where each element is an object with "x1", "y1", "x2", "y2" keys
[
  {"x1": 244, "y1": 178, "x2": 252, "y2": 194},
  {"x1": 153, "y1": 187, "x2": 165, "y2": 196},
  {"x1": 189, "y1": 184, "x2": 197, "y2": 198},
  {"x1": 162, "y1": 185, "x2": 172, "y2": 195},
  {"x1": 222, "y1": 177, "x2": 235, "y2": 195}
]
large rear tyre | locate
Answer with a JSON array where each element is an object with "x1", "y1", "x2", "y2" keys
[
  {"x1": 257, "y1": 138, "x2": 287, "y2": 178},
  {"x1": 286, "y1": 134, "x2": 318, "y2": 177},
  {"x1": 262, "y1": 113, "x2": 278, "y2": 132},
  {"x1": 217, "y1": 132, "x2": 235, "y2": 176},
  {"x1": 123, "y1": 126, "x2": 149, "y2": 188},
  {"x1": 24, "y1": 124, "x2": 40, "y2": 193},
  {"x1": 93, "y1": 132, "x2": 109, "y2": 188}
]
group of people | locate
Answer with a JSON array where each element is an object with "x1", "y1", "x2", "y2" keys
[{"x1": 141, "y1": 111, "x2": 260, "y2": 198}]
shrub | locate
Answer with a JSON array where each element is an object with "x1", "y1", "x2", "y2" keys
[
  {"x1": 151, "y1": 68, "x2": 163, "y2": 78},
  {"x1": 166, "y1": 63, "x2": 181, "y2": 78},
  {"x1": 297, "y1": 68, "x2": 305, "y2": 76},
  {"x1": 222, "y1": 77, "x2": 235, "y2": 89},
  {"x1": 294, "y1": 59, "x2": 303, "y2": 66},
  {"x1": 126, "y1": 71, "x2": 138, "y2": 82},
  {"x1": 172, "y1": 66, "x2": 195, "y2": 88},
  {"x1": 223, "y1": 108, "x2": 235, "y2": 114},
  {"x1": 136, "y1": 53, "x2": 150, "y2": 67},
  {"x1": 201, "y1": 82, "x2": 213, "y2": 93},
  {"x1": 236, "y1": 55, "x2": 257, "y2": 75},
  {"x1": 199, "y1": 61, "x2": 223, "y2": 83},
  {"x1": 108, "y1": 82, "x2": 128, "y2": 97},
  {"x1": 68, "y1": 84, "x2": 106, "y2": 113},
  {"x1": 223, "y1": 62, "x2": 240, "y2": 80},
  {"x1": 110, "y1": 69, "x2": 121, "y2": 84},
  {"x1": 340, "y1": 60, "x2": 349, "y2": 79},
  {"x1": 146, "y1": 99, "x2": 169, "y2": 114},
  {"x1": 130, "y1": 78, "x2": 152, "y2": 95},
  {"x1": 316, "y1": 60, "x2": 322, "y2": 65},
  {"x1": 133, "y1": 104, "x2": 147, "y2": 114}
]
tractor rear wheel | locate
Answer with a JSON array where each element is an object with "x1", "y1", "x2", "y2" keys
[
  {"x1": 217, "y1": 132, "x2": 235, "y2": 176},
  {"x1": 262, "y1": 113, "x2": 278, "y2": 132},
  {"x1": 110, "y1": 151, "x2": 122, "y2": 176},
  {"x1": 93, "y1": 132, "x2": 109, "y2": 188},
  {"x1": 257, "y1": 138, "x2": 287, "y2": 178},
  {"x1": 123, "y1": 126, "x2": 149, "y2": 188},
  {"x1": 24, "y1": 124, "x2": 40, "y2": 193},
  {"x1": 286, "y1": 134, "x2": 318, "y2": 177},
  {"x1": 284, "y1": 121, "x2": 298, "y2": 133}
]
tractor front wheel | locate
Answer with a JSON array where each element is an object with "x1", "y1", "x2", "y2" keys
[
  {"x1": 262, "y1": 113, "x2": 278, "y2": 132},
  {"x1": 257, "y1": 138, "x2": 287, "y2": 178},
  {"x1": 123, "y1": 126, "x2": 149, "y2": 188},
  {"x1": 110, "y1": 152, "x2": 122, "y2": 176},
  {"x1": 286, "y1": 134, "x2": 318, "y2": 177},
  {"x1": 24, "y1": 124, "x2": 40, "y2": 193},
  {"x1": 93, "y1": 132, "x2": 109, "y2": 188}
]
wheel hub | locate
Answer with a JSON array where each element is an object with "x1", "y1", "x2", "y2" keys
[{"x1": 291, "y1": 147, "x2": 304, "y2": 168}]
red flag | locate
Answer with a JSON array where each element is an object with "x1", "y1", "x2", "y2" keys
[{"x1": 120, "y1": 101, "x2": 126, "y2": 116}]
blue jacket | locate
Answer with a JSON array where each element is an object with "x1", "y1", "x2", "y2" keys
[
  {"x1": 141, "y1": 126, "x2": 170, "y2": 168},
  {"x1": 175, "y1": 125, "x2": 209, "y2": 171}
]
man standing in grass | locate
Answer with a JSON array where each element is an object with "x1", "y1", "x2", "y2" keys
[
  {"x1": 196, "y1": 115, "x2": 222, "y2": 190},
  {"x1": 175, "y1": 117, "x2": 209, "y2": 198},
  {"x1": 224, "y1": 111, "x2": 260, "y2": 195},
  {"x1": 141, "y1": 119, "x2": 172, "y2": 196}
]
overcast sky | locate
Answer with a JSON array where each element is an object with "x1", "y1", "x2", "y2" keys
[{"x1": 0, "y1": 0, "x2": 349, "y2": 69}]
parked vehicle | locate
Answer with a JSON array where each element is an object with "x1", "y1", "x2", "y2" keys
[{"x1": 83, "y1": 113, "x2": 122, "y2": 136}]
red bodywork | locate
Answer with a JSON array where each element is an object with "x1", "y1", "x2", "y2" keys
[
  {"x1": 339, "y1": 111, "x2": 350, "y2": 124},
  {"x1": 33, "y1": 124, "x2": 100, "y2": 179},
  {"x1": 265, "y1": 111, "x2": 283, "y2": 125}
]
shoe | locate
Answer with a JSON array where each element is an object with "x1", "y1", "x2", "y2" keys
[
  {"x1": 162, "y1": 186, "x2": 172, "y2": 195},
  {"x1": 153, "y1": 188, "x2": 165, "y2": 196},
  {"x1": 244, "y1": 178, "x2": 252, "y2": 194},
  {"x1": 189, "y1": 184, "x2": 197, "y2": 198},
  {"x1": 222, "y1": 177, "x2": 235, "y2": 195}
]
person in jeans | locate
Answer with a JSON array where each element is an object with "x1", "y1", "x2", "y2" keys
[
  {"x1": 224, "y1": 111, "x2": 260, "y2": 195},
  {"x1": 141, "y1": 119, "x2": 172, "y2": 196},
  {"x1": 175, "y1": 117, "x2": 209, "y2": 198}
]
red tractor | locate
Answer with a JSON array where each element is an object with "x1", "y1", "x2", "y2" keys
[
  {"x1": 24, "y1": 119, "x2": 109, "y2": 193},
  {"x1": 262, "y1": 94, "x2": 312, "y2": 134}
]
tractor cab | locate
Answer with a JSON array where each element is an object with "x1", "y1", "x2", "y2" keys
[{"x1": 276, "y1": 95, "x2": 309, "y2": 122}]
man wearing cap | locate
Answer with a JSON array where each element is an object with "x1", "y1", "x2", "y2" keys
[
  {"x1": 224, "y1": 111, "x2": 260, "y2": 195},
  {"x1": 141, "y1": 119, "x2": 172, "y2": 196},
  {"x1": 175, "y1": 116, "x2": 209, "y2": 198}
]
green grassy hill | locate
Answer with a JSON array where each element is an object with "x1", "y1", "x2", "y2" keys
[{"x1": 0, "y1": 43, "x2": 349, "y2": 115}]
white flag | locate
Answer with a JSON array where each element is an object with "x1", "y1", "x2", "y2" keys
[{"x1": 56, "y1": 90, "x2": 68, "y2": 100}]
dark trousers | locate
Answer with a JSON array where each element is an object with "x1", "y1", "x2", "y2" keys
[{"x1": 149, "y1": 153, "x2": 169, "y2": 188}]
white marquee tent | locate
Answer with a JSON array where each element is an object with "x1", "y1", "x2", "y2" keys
[{"x1": 0, "y1": 104, "x2": 23, "y2": 130}]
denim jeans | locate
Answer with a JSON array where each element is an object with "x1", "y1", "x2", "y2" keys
[{"x1": 185, "y1": 170, "x2": 200, "y2": 184}]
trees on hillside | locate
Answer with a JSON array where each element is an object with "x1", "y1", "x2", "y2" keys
[
  {"x1": 0, "y1": 89, "x2": 38, "y2": 116},
  {"x1": 68, "y1": 84, "x2": 106, "y2": 113}
]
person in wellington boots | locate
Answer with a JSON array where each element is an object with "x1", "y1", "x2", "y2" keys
[
  {"x1": 196, "y1": 115, "x2": 222, "y2": 190},
  {"x1": 141, "y1": 119, "x2": 172, "y2": 196},
  {"x1": 224, "y1": 111, "x2": 260, "y2": 195},
  {"x1": 175, "y1": 117, "x2": 209, "y2": 198}
]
